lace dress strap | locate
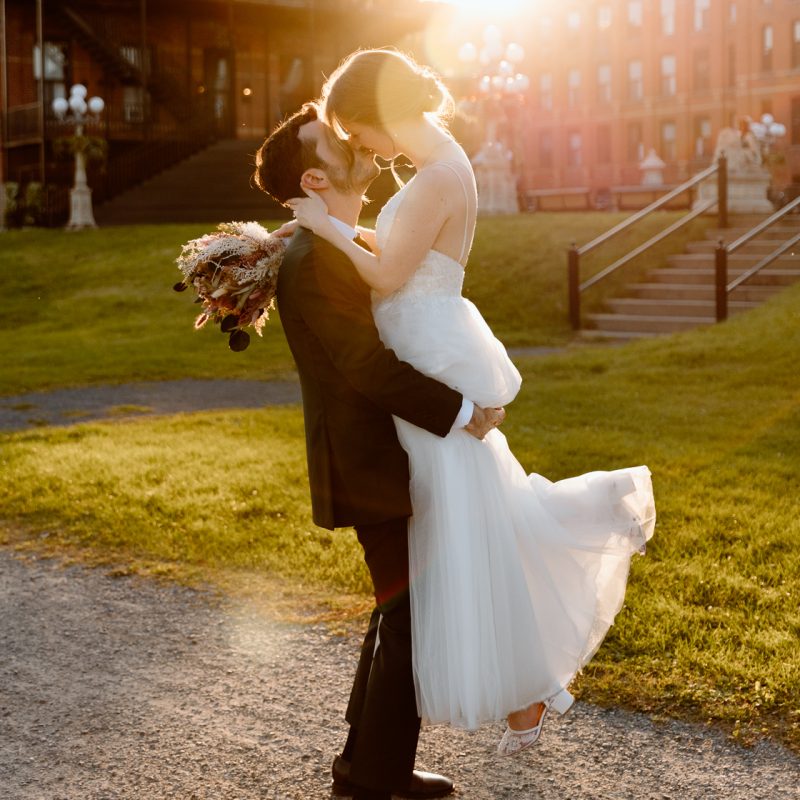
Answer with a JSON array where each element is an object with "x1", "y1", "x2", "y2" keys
[{"x1": 432, "y1": 160, "x2": 475, "y2": 265}]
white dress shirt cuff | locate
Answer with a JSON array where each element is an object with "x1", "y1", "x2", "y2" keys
[{"x1": 451, "y1": 397, "x2": 474, "y2": 431}]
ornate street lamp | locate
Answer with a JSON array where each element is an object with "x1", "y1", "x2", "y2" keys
[
  {"x1": 748, "y1": 113, "x2": 787, "y2": 158},
  {"x1": 52, "y1": 84, "x2": 105, "y2": 229},
  {"x1": 459, "y1": 26, "x2": 529, "y2": 214}
]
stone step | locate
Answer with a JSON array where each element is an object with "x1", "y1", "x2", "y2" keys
[
  {"x1": 667, "y1": 253, "x2": 800, "y2": 269},
  {"x1": 704, "y1": 223, "x2": 800, "y2": 241},
  {"x1": 578, "y1": 329, "x2": 661, "y2": 341},
  {"x1": 648, "y1": 267, "x2": 800, "y2": 285},
  {"x1": 685, "y1": 239, "x2": 796, "y2": 254},
  {"x1": 605, "y1": 297, "x2": 757, "y2": 316},
  {"x1": 96, "y1": 138, "x2": 284, "y2": 225},
  {"x1": 628, "y1": 282, "x2": 781, "y2": 302},
  {"x1": 586, "y1": 313, "x2": 715, "y2": 333}
]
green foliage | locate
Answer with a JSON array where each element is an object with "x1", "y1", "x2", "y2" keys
[{"x1": 53, "y1": 134, "x2": 108, "y2": 164}]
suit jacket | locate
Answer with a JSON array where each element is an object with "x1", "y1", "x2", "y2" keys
[{"x1": 277, "y1": 226, "x2": 463, "y2": 530}]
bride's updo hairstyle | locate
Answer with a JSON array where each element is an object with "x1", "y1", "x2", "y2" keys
[{"x1": 321, "y1": 48, "x2": 454, "y2": 137}]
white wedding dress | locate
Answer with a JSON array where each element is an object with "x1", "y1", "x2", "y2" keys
[{"x1": 371, "y1": 164, "x2": 656, "y2": 730}]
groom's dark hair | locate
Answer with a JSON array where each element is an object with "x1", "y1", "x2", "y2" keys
[{"x1": 253, "y1": 103, "x2": 325, "y2": 205}]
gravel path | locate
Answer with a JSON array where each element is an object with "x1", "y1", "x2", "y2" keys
[
  {"x1": 1, "y1": 550, "x2": 798, "y2": 800},
  {"x1": 0, "y1": 379, "x2": 302, "y2": 432},
  {"x1": 0, "y1": 348, "x2": 565, "y2": 433}
]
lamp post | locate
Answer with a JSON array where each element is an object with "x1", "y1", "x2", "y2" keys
[
  {"x1": 52, "y1": 84, "x2": 105, "y2": 229},
  {"x1": 459, "y1": 27, "x2": 529, "y2": 214},
  {"x1": 748, "y1": 113, "x2": 787, "y2": 159}
]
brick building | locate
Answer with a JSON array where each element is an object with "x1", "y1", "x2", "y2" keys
[
  {"x1": 0, "y1": 0, "x2": 429, "y2": 216},
  {"x1": 2, "y1": 0, "x2": 799, "y2": 219},
  {"x1": 513, "y1": 0, "x2": 800, "y2": 200}
]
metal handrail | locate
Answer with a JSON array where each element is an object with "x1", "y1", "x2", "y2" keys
[
  {"x1": 576, "y1": 161, "x2": 720, "y2": 257},
  {"x1": 727, "y1": 232, "x2": 800, "y2": 293},
  {"x1": 727, "y1": 194, "x2": 800, "y2": 253},
  {"x1": 580, "y1": 198, "x2": 716, "y2": 291},
  {"x1": 715, "y1": 194, "x2": 800, "y2": 320},
  {"x1": 567, "y1": 155, "x2": 728, "y2": 329}
]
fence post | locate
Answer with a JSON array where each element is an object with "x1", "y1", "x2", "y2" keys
[
  {"x1": 715, "y1": 239, "x2": 728, "y2": 322},
  {"x1": 717, "y1": 152, "x2": 728, "y2": 229},
  {"x1": 568, "y1": 243, "x2": 580, "y2": 330}
]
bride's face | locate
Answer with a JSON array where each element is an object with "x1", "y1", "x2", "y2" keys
[{"x1": 340, "y1": 120, "x2": 395, "y2": 161}]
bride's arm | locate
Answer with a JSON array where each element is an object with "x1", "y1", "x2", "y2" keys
[
  {"x1": 355, "y1": 225, "x2": 378, "y2": 253},
  {"x1": 289, "y1": 169, "x2": 452, "y2": 295}
]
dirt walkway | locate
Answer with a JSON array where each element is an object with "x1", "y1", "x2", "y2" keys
[{"x1": 1, "y1": 550, "x2": 797, "y2": 800}]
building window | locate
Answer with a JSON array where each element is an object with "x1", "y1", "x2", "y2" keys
[
  {"x1": 567, "y1": 11, "x2": 581, "y2": 32},
  {"x1": 660, "y1": 120, "x2": 677, "y2": 161},
  {"x1": 567, "y1": 131, "x2": 583, "y2": 167},
  {"x1": 627, "y1": 120, "x2": 644, "y2": 162},
  {"x1": 628, "y1": 1, "x2": 643, "y2": 28},
  {"x1": 661, "y1": 55, "x2": 677, "y2": 96},
  {"x1": 694, "y1": 0, "x2": 711, "y2": 32},
  {"x1": 694, "y1": 116, "x2": 712, "y2": 158},
  {"x1": 728, "y1": 44, "x2": 737, "y2": 87},
  {"x1": 762, "y1": 25, "x2": 773, "y2": 72},
  {"x1": 539, "y1": 130, "x2": 554, "y2": 168},
  {"x1": 568, "y1": 69, "x2": 581, "y2": 107},
  {"x1": 792, "y1": 96, "x2": 800, "y2": 146},
  {"x1": 33, "y1": 42, "x2": 68, "y2": 116},
  {"x1": 628, "y1": 59, "x2": 643, "y2": 102},
  {"x1": 597, "y1": 64, "x2": 612, "y2": 104},
  {"x1": 693, "y1": 49, "x2": 710, "y2": 91},
  {"x1": 661, "y1": 0, "x2": 676, "y2": 36},
  {"x1": 597, "y1": 125, "x2": 612, "y2": 164},
  {"x1": 597, "y1": 5, "x2": 612, "y2": 30},
  {"x1": 793, "y1": 21, "x2": 800, "y2": 69},
  {"x1": 540, "y1": 73, "x2": 553, "y2": 111}
]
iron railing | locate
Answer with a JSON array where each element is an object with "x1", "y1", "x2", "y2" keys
[
  {"x1": 567, "y1": 154, "x2": 728, "y2": 329},
  {"x1": 714, "y1": 194, "x2": 800, "y2": 321}
]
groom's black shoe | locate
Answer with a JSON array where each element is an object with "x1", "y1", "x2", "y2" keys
[{"x1": 332, "y1": 755, "x2": 454, "y2": 799}]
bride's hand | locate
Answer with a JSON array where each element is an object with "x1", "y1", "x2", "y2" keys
[
  {"x1": 272, "y1": 219, "x2": 298, "y2": 238},
  {"x1": 286, "y1": 188, "x2": 333, "y2": 238}
]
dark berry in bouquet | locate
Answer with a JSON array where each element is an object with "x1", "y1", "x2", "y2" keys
[{"x1": 174, "y1": 221, "x2": 286, "y2": 351}]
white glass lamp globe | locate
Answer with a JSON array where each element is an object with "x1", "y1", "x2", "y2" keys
[
  {"x1": 88, "y1": 96, "x2": 105, "y2": 114},
  {"x1": 70, "y1": 84, "x2": 88, "y2": 100},
  {"x1": 52, "y1": 96, "x2": 69, "y2": 116},
  {"x1": 750, "y1": 122, "x2": 767, "y2": 139},
  {"x1": 478, "y1": 75, "x2": 492, "y2": 93},
  {"x1": 458, "y1": 42, "x2": 477, "y2": 63},
  {"x1": 760, "y1": 113, "x2": 774, "y2": 127},
  {"x1": 505, "y1": 42, "x2": 525, "y2": 64},
  {"x1": 771, "y1": 123, "x2": 786, "y2": 137},
  {"x1": 513, "y1": 74, "x2": 530, "y2": 93}
]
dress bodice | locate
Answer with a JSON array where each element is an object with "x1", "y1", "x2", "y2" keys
[{"x1": 373, "y1": 177, "x2": 466, "y2": 311}]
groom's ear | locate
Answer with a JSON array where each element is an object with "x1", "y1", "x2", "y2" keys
[{"x1": 300, "y1": 168, "x2": 329, "y2": 191}]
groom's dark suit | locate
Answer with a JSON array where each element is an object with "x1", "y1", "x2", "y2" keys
[{"x1": 277, "y1": 226, "x2": 462, "y2": 796}]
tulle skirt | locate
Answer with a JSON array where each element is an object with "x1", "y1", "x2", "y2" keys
[{"x1": 374, "y1": 291, "x2": 656, "y2": 729}]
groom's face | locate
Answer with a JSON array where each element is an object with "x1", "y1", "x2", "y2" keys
[{"x1": 298, "y1": 119, "x2": 380, "y2": 195}]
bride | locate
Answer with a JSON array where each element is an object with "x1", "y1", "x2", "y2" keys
[{"x1": 288, "y1": 48, "x2": 656, "y2": 755}]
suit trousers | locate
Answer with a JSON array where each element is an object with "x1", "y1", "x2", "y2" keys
[{"x1": 345, "y1": 517, "x2": 421, "y2": 794}]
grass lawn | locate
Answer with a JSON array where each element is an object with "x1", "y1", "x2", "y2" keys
[
  {"x1": 1, "y1": 216, "x2": 797, "y2": 751},
  {"x1": 0, "y1": 212, "x2": 709, "y2": 394}
]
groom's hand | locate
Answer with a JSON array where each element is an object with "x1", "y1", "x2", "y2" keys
[{"x1": 465, "y1": 405, "x2": 506, "y2": 440}]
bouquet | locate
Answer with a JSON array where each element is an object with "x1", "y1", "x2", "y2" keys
[{"x1": 173, "y1": 221, "x2": 287, "y2": 351}]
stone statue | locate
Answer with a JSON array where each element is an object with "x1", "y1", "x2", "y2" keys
[{"x1": 712, "y1": 120, "x2": 762, "y2": 173}]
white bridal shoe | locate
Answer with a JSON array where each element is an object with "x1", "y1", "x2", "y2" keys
[{"x1": 497, "y1": 689, "x2": 574, "y2": 757}]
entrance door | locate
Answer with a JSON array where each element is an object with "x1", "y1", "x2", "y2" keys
[{"x1": 204, "y1": 49, "x2": 234, "y2": 137}]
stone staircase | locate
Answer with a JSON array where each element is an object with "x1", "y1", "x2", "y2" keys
[
  {"x1": 95, "y1": 139, "x2": 284, "y2": 225},
  {"x1": 584, "y1": 213, "x2": 800, "y2": 339}
]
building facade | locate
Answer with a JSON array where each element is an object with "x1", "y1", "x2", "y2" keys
[
  {"x1": 513, "y1": 0, "x2": 800, "y2": 200},
  {"x1": 0, "y1": 0, "x2": 429, "y2": 215}
]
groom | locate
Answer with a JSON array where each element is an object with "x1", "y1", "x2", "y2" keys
[{"x1": 253, "y1": 103, "x2": 502, "y2": 800}]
